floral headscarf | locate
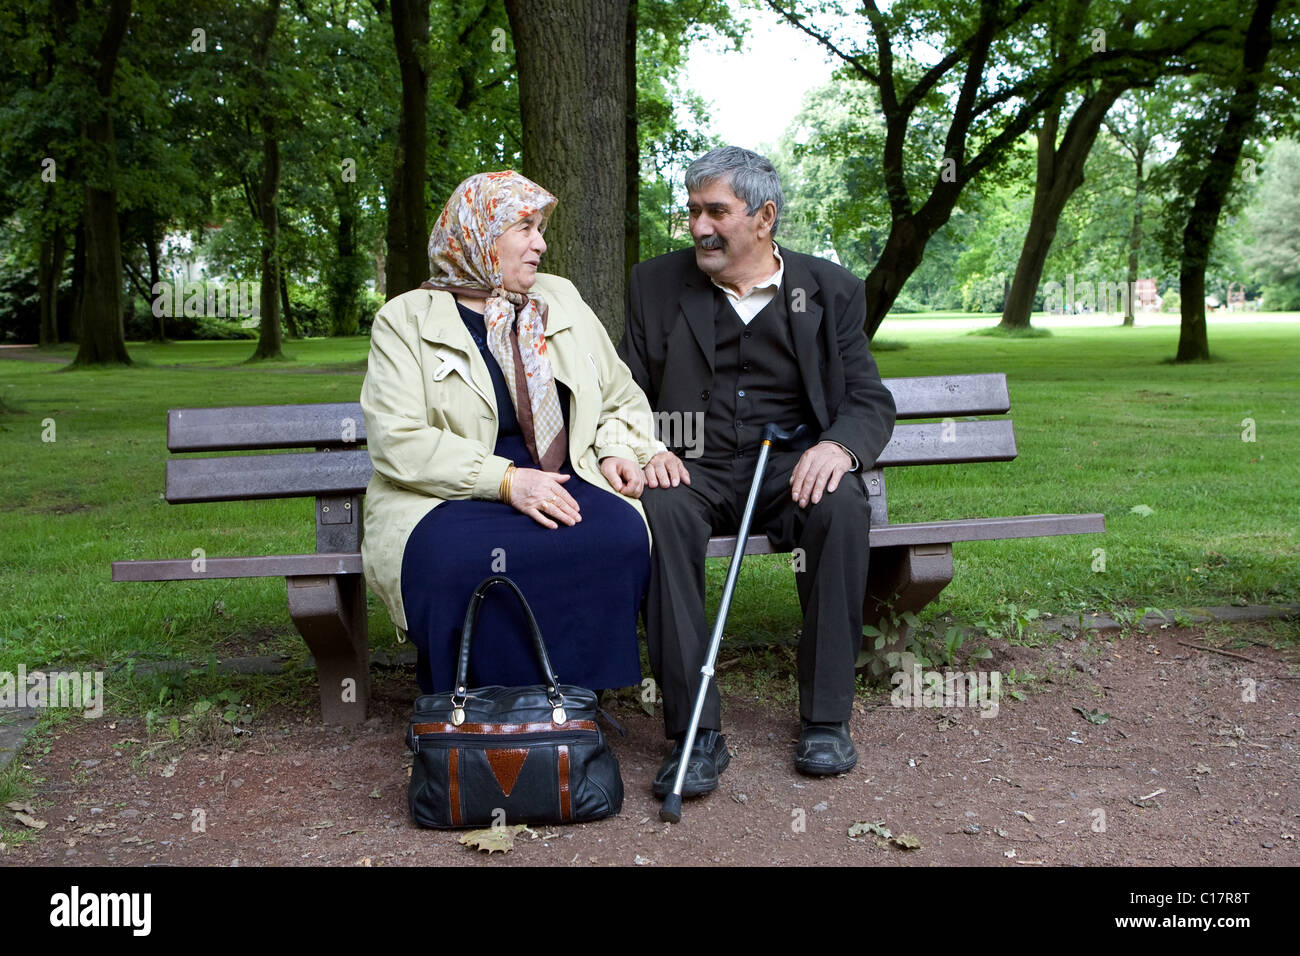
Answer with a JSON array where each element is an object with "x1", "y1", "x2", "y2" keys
[{"x1": 425, "y1": 171, "x2": 566, "y2": 472}]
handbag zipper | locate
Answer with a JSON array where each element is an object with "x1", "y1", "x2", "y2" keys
[{"x1": 411, "y1": 728, "x2": 599, "y2": 754}]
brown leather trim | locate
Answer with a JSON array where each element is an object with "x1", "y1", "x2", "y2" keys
[
  {"x1": 448, "y1": 749, "x2": 461, "y2": 827},
  {"x1": 412, "y1": 720, "x2": 596, "y2": 736},
  {"x1": 558, "y1": 746, "x2": 571, "y2": 821},
  {"x1": 485, "y1": 748, "x2": 529, "y2": 797}
]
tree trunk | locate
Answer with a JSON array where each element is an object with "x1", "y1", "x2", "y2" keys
[
  {"x1": 70, "y1": 0, "x2": 133, "y2": 367},
  {"x1": 145, "y1": 225, "x2": 164, "y2": 341},
  {"x1": 1000, "y1": 82, "x2": 1124, "y2": 329},
  {"x1": 506, "y1": 0, "x2": 629, "y2": 340},
  {"x1": 1124, "y1": 153, "x2": 1144, "y2": 327},
  {"x1": 250, "y1": 131, "x2": 284, "y2": 359},
  {"x1": 69, "y1": 221, "x2": 85, "y2": 344},
  {"x1": 280, "y1": 272, "x2": 299, "y2": 339},
  {"x1": 329, "y1": 180, "x2": 362, "y2": 336},
  {"x1": 865, "y1": 211, "x2": 950, "y2": 337},
  {"x1": 1176, "y1": 0, "x2": 1278, "y2": 362},
  {"x1": 38, "y1": 228, "x2": 66, "y2": 347},
  {"x1": 624, "y1": 0, "x2": 640, "y2": 277},
  {"x1": 384, "y1": 0, "x2": 430, "y2": 299},
  {"x1": 249, "y1": 0, "x2": 284, "y2": 361}
]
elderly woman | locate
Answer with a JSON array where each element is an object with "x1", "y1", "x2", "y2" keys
[{"x1": 361, "y1": 170, "x2": 662, "y2": 694}]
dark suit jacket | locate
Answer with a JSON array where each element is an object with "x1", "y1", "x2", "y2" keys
[{"x1": 619, "y1": 245, "x2": 897, "y2": 469}]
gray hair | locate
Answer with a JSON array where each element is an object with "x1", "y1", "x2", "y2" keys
[{"x1": 685, "y1": 146, "x2": 785, "y2": 238}]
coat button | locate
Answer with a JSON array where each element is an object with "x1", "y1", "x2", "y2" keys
[{"x1": 700, "y1": 389, "x2": 710, "y2": 401}]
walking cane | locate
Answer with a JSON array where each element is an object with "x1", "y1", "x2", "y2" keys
[{"x1": 659, "y1": 422, "x2": 810, "y2": 824}]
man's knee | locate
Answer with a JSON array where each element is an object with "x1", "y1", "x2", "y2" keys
[
  {"x1": 642, "y1": 484, "x2": 706, "y2": 530},
  {"x1": 803, "y1": 476, "x2": 869, "y2": 531}
]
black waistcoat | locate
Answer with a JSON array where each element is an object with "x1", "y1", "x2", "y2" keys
[{"x1": 700, "y1": 285, "x2": 816, "y2": 463}]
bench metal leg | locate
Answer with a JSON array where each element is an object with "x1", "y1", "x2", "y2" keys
[
  {"x1": 286, "y1": 574, "x2": 369, "y2": 724},
  {"x1": 863, "y1": 544, "x2": 954, "y2": 666}
]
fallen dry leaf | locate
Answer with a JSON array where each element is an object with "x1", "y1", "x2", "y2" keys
[
  {"x1": 14, "y1": 812, "x2": 47, "y2": 830},
  {"x1": 892, "y1": 834, "x2": 921, "y2": 850},
  {"x1": 849, "y1": 821, "x2": 892, "y2": 839},
  {"x1": 458, "y1": 825, "x2": 529, "y2": 854}
]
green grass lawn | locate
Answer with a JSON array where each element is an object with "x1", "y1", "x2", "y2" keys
[{"x1": 2, "y1": 321, "x2": 1296, "y2": 684}]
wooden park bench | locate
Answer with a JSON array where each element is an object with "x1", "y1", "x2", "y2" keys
[{"x1": 112, "y1": 373, "x2": 1104, "y2": 724}]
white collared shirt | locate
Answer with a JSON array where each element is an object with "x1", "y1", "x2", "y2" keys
[{"x1": 712, "y1": 244, "x2": 784, "y2": 324}]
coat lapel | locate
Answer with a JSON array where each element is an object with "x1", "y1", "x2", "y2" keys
[
  {"x1": 781, "y1": 248, "x2": 829, "y2": 430},
  {"x1": 416, "y1": 291, "x2": 496, "y2": 415},
  {"x1": 680, "y1": 270, "x2": 716, "y2": 372}
]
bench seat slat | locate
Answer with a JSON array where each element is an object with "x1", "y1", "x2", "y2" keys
[
  {"x1": 166, "y1": 450, "x2": 372, "y2": 502},
  {"x1": 705, "y1": 513, "x2": 1105, "y2": 557},
  {"x1": 884, "y1": 373, "x2": 1010, "y2": 419},
  {"x1": 113, "y1": 553, "x2": 364, "y2": 582},
  {"x1": 118, "y1": 511, "x2": 1104, "y2": 580},
  {"x1": 169, "y1": 404, "x2": 368, "y2": 452}
]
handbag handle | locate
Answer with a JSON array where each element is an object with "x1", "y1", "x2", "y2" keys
[{"x1": 454, "y1": 575, "x2": 562, "y2": 696}]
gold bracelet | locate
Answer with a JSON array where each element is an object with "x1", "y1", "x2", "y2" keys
[{"x1": 499, "y1": 464, "x2": 516, "y2": 502}]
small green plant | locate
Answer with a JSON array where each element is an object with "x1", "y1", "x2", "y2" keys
[
  {"x1": 975, "y1": 602, "x2": 1041, "y2": 644},
  {"x1": 1003, "y1": 665, "x2": 1036, "y2": 701},
  {"x1": 858, "y1": 605, "x2": 932, "y2": 678},
  {"x1": 1109, "y1": 605, "x2": 1167, "y2": 636}
]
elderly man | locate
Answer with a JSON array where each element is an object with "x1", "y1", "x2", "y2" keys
[{"x1": 619, "y1": 146, "x2": 896, "y2": 800}]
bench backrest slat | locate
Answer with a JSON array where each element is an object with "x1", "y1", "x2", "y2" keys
[
  {"x1": 874, "y1": 419, "x2": 1016, "y2": 467},
  {"x1": 166, "y1": 450, "x2": 372, "y2": 503},
  {"x1": 169, "y1": 404, "x2": 367, "y2": 452},
  {"x1": 163, "y1": 419, "x2": 1016, "y2": 504},
  {"x1": 886, "y1": 373, "x2": 1010, "y2": 419},
  {"x1": 163, "y1": 374, "x2": 1009, "y2": 452}
]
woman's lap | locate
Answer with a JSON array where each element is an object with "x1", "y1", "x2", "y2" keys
[{"x1": 400, "y1": 479, "x2": 648, "y2": 694}]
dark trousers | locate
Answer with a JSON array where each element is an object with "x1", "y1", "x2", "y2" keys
[{"x1": 641, "y1": 451, "x2": 869, "y2": 737}]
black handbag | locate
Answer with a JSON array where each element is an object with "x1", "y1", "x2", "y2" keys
[{"x1": 406, "y1": 575, "x2": 624, "y2": 828}]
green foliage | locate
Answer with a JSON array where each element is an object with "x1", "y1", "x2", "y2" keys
[
  {"x1": 1242, "y1": 138, "x2": 1300, "y2": 306},
  {"x1": 961, "y1": 274, "x2": 1007, "y2": 314},
  {"x1": 975, "y1": 603, "x2": 1042, "y2": 644},
  {"x1": 634, "y1": 0, "x2": 742, "y2": 259}
]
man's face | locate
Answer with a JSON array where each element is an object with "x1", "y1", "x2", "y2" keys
[{"x1": 687, "y1": 179, "x2": 772, "y2": 284}]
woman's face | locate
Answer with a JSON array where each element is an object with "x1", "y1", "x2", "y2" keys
[{"x1": 495, "y1": 212, "x2": 547, "y2": 293}]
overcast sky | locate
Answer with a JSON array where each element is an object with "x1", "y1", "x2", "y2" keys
[{"x1": 681, "y1": 2, "x2": 838, "y2": 153}]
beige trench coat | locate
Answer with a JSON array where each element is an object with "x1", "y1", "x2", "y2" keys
[{"x1": 360, "y1": 274, "x2": 664, "y2": 631}]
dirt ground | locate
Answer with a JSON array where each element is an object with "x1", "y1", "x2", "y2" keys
[{"x1": 3, "y1": 621, "x2": 1296, "y2": 867}]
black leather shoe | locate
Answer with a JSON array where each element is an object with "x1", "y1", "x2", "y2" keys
[
  {"x1": 794, "y1": 720, "x2": 858, "y2": 776},
  {"x1": 652, "y1": 729, "x2": 730, "y2": 798}
]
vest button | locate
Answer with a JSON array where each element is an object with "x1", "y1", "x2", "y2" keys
[
  {"x1": 700, "y1": 389, "x2": 710, "y2": 401},
  {"x1": 737, "y1": 389, "x2": 746, "y2": 398}
]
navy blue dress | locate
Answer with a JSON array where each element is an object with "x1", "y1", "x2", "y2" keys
[{"x1": 400, "y1": 303, "x2": 649, "y2": 694}]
